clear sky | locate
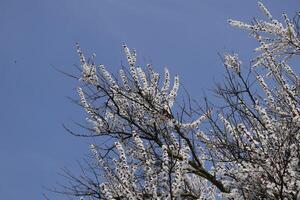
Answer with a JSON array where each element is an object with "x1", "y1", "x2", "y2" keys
[{"x1": 0, "y1": 0, "x2": 298, "y2": 199}]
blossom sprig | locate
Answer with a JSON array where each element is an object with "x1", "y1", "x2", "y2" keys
[
  {"x1": 224, "y1": 53, "x2": 241, "y2": 74},
  {"x1": 76, "y1": 43, "x2": 99, "y2": 84}
]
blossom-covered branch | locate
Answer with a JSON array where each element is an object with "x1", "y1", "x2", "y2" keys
[{"x1": 59, "y1": 2, "x2": 300, "y2": 200}]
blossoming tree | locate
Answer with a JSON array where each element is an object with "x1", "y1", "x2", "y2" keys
[{"x1": 59, "y1": 2, "x2": 300, "y2": 199}]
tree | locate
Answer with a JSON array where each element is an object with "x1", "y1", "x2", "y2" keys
[{"x1": 57, "y1": 2, "x2": 300, "y2": 199}]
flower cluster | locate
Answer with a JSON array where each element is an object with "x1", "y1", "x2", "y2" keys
[{"x1": 224, "y1": 53, "x2": 241, "y2": 74}]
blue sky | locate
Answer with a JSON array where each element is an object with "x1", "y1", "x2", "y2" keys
[{"x1": 0, "y1": 0, "x2": 298, "y2": 199}]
